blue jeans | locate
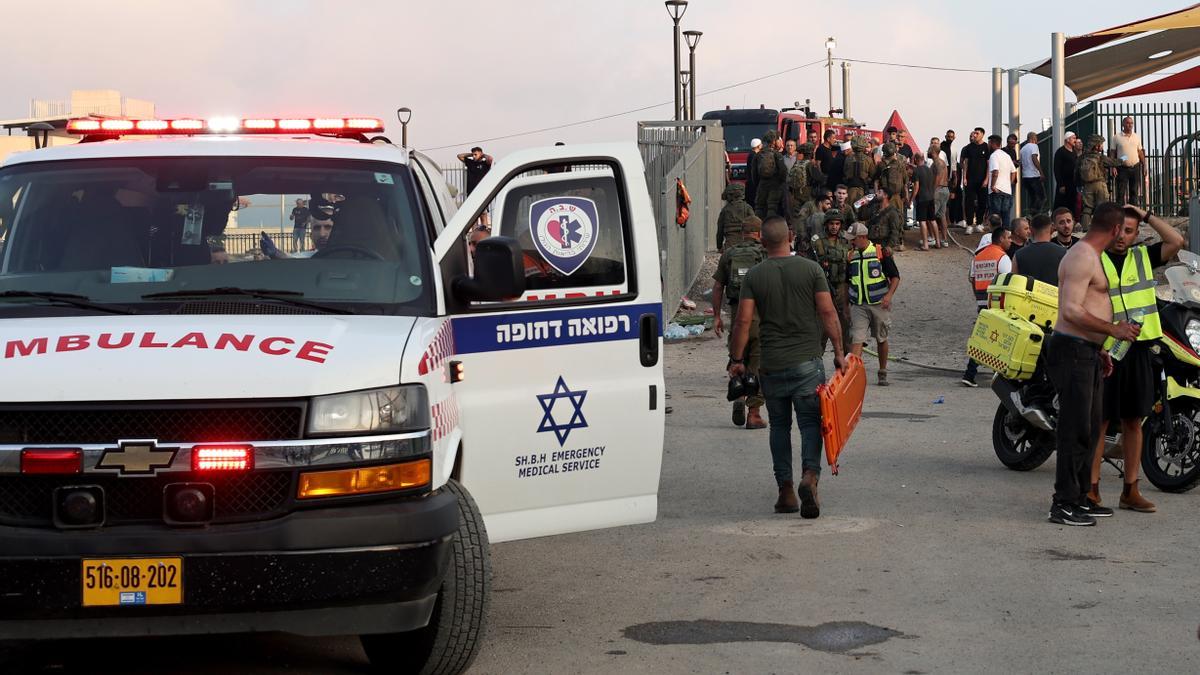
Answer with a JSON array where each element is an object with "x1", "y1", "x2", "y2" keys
[
  {"x1": 761, "y1": 360, "x2": 826, "y2": 485},
  {"x1": 988, "y1": 192, "x2": 1012, "y2": 230}
]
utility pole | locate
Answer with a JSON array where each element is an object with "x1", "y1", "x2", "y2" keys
[
  {"x1": 992, "y1": 67, "x2": 1003, "y2": 137},
  {"x1": 841, "y1": 61, "x2": 852, "y2": 121},
  {"x1": 1051, "y1": 32, "x2": 1066, "y2": 199},
  {"x1": 680, "y1": 71, "x2": 691, "y2": 120},
  {"x1": 684, "y1": 30, "x2": 702, "y2": 121},
  {"x1": 665, "y1": 1, "x2": 689, "y2": 121},
  {"x1": 825, "y1": 37, "x2": 836, "y2": 117}
]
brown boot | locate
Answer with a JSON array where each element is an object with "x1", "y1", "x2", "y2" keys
[
  {"x1": 775, "y1": 481, "x2": 799, "y2": 514},
  {"x1": 797, "y1": 470, "x2": 821, "y2": 519},
  {"x1": 745, "y1": 406, "x2": 767, "y2": 429},
  {"x1": 1119, "y1": 480, "x2": 1157, "y2": 513}
]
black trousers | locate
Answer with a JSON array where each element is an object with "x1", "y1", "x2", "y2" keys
[
  {"x1": 1021, "y1": 177, "x2": 1045, "y2": 216},
  {"x1": 963, "y1": 182, "x2": 988, "y2": 226},
  {"x1": 1047, "y1": 334, "x2": 1103, "y2": 506},
  {"x1": 1115, "y1": 165, "x2": 1141, "y2": 207}
]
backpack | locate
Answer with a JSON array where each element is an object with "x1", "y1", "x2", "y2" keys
[
  {"x1": 757, "y1": 150, "x2": 780, "y2": 180},
  {"x1": 787, "y1": 160, "x2": 813, "y2": 205},
  {"x1": 884, "y1": 158, "x2": 907, "y2": 193},
  {"x1": 726, "y1": 243, "x2": 767, "y2": 300},
  {"x1": 846, "y1": 151, "x2": 871, "y2": 184},
  {"x1": 1079, "y1": 154, "x2": 1104, "y2": 183}
]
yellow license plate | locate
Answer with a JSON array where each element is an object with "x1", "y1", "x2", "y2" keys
[{"x1": 81, "y1": 558, "x2": 183, "y2": 607}]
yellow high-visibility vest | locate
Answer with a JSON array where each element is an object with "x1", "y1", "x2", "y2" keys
[{"x1": 1101, "y1": 245, "x2": 1162, "y2": 348}]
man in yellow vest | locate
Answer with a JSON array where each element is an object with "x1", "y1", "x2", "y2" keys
[
  {"x1": 1088, "y1": 203, "x2": 1185, "y2": 514},
  {"x1": 962, "y1": 225, "x2": 1012, "y2": 387},
  {"x1": 846, "y1": 223, "x2": 901, "y2": 386}
]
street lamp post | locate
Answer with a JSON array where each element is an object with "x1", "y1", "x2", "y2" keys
[
  {"x1": 396, "y1": 107, "x2": 412, "y2": 148},
  {"x1": 665, "y1": 0, "x2": 689, "y2": 121},
  {"x1": 683, "y1": 30, "x2": 702, "y2": 121},
  {"x1": 680, "y1": 70, "x2": 692, "y2": 120},
  {"x1": 825, "y1": 36, "x2": 836, "y2": 117}
]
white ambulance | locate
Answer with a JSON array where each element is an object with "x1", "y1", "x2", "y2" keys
[{"x1": 0, "y1": 115, "x2": 665, "y2": 673}]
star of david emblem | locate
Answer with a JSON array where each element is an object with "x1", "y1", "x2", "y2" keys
[{"x1": 536, "y1": 376, "x2": 588, "y2": 447}]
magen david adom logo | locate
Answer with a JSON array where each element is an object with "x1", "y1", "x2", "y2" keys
[{"x1": 528, "y1": 196, "x2": 599, "y2": 276}]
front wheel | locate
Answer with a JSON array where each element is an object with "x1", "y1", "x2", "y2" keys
[
  {"x1": 1142, "y1": 402, "x2": 1200, "y2": 493},
  {"x1": 361, "y1": 480, "x2": 492, "y2": 674},
  {"x1": 992, "y1": 403, "x2": 1055, "y2": 471}
]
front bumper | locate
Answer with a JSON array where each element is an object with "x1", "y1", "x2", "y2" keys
[{"x1": 0, "y1": 490, "x2": 458, "y2": 639}]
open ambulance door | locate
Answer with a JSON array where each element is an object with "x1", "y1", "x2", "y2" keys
[{"x1": 433, "y1": 144, "x2": 665, "y2": 543}]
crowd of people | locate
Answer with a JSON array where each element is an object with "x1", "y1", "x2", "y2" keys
[{"x1": 715, "y1": 117, "x2": 1176, "y2": 527}]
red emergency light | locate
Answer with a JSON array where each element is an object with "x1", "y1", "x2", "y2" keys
[
  {"x1": 66, "y1": 117, "x2": 384, "y2": 136},
  {"x1": 192, "y1": 445, "x2": 253, "y2": 472}
]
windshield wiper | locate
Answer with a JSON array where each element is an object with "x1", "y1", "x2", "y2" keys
[
  {"x1": 141, "y1": 287, "x2": 355, "y2": 315},
  {"x1": 0, "y1": 291, "x2": 136, "y2": 315}
]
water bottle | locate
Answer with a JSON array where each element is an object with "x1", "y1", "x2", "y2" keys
[{"x1": 1109, "y1": 310, "x2": 1145, "y2": 361}]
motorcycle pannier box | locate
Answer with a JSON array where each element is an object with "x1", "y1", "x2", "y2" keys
[
  {"x1": 987, "y1": 273, "x2": 1058, "y2": 330},
  {"x1": 967, "y1": 309, "x2": 1044, "y2": 381}
]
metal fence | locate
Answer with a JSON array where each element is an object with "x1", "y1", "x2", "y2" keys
[
  {"x1": 637, "y1": 120, "x2": 726, "y2": 313},
  {"x1": 1041, "y1": 101, "x2": 1198, "y2": 216},
  {"x1": 218, "y1": 231, "x2": 309, "y2": 257}
]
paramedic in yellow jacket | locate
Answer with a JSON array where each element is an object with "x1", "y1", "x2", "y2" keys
[
  {"x1": 846, "y1": 223, "x2": 900, "y2": 387},
  {"x1": 1088, "y1": 204, "x2": 1185, "y2": 515}
]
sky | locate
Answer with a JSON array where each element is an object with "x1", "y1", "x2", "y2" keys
[{"x1": 2, "y1": 0, "x2": 1196, "y2": 167}]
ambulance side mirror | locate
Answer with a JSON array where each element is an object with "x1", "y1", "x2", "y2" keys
[{"x1": 454, "y1": 236, "x2": 526, "y2": 302}]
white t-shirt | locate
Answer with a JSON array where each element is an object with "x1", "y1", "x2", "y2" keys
[
  {"x1": 1019, "y1": 143, "x2": 1041, "y2": 178},
  {"x1": 987, "y1": 149, "x2": 1016, "y2": 195},
  {"x1": 1112, "y1": 132, "x2": 1143, "y2": 167}
]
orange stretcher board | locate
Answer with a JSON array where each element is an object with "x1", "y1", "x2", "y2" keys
[{"x1": 817, "y1": 354, "x2": 866, "y2": 475}]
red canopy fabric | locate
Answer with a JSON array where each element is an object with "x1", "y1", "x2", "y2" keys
[
  {"x1": 1098, "y1": 64, "x2": 1200, "y2": 99},
  {"x1": 882, "y1": 110, "x2": 922, "y2": 156}
]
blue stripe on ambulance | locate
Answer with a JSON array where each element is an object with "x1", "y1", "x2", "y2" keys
[{"x1": 452, "y1": 303, "x2": 662, "y2": 354}]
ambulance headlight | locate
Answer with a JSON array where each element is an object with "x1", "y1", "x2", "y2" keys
[
  {"x1": 1186, "y1": 319, "x2": 1200, "y2": 353},
  {"x1": 308, "y1": 385, "x2": 430, "y2": 436}
]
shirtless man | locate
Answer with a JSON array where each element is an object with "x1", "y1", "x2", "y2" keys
[{"x1": 1046, "y1": 202, "x2": 1141, "y2": 526}]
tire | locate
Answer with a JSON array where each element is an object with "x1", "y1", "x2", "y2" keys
[
  {"x1": 992, "y1": 403, "x2": 1054, "y2": 471},
  {"x1": 1141, "y1": 402, "x2": 1200, "y2": 493},
  {"x1": 361, "y1": 480, "x2": 491, "y2": 674}
]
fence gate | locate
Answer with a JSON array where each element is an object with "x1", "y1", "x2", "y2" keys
[{"x1": 637, "y1": 120, "x2": 725, "y2": 315}]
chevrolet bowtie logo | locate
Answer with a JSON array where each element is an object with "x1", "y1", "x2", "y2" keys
[{"x1": 97, "y1": 440, "x2": 178, "y2": 475}]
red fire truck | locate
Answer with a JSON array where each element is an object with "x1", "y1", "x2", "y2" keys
[{"x1": 702, "y1": 105, "x2": 913, "y2": 183}]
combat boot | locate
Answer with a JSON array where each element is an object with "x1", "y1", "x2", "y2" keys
[
  {"x1": 775, "y1": 481, "x2": 799, "y2": 513},
  {"x1": 745, "y1": 406, "x2": 767, "y2": 429},
  {"x1": 797, "y1": 469, "x2": 820, "y2": 519},
  {"x1": 1119, "y1": 480, "x2": 1157, "y2": 513},
  {"x1": 731, "y1": 399, "x2": 746, "y2": 427}
]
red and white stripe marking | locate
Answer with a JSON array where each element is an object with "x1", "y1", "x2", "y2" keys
[
  {"x1": 431, "y1": 397, "x2": 460, "y2": 442},
  {"x1": 417, "y1": 320, "x2": 456, "y2": 376}
]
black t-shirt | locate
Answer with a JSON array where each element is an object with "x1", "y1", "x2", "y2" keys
[
  {"x1": 1054, "y1": 235, "x2": 1078, "y2": 250},
  {"x1": 898, "y1": 144, "x2": 914, "y2": 159},
  {"x1": 1105, "y1": 242, "x2": 1165, "y2": 276},
  {"x1": 814, "y1": 144, "x2": 834, "y2": 172},
  {"x1": 1007, "y1": 242, "x2": 1024, "y2": 259},
  {"x1": 825, "y1": 152, "x2": 846, "y2": 190},
  {"x1": 960, "y1": 141, "x2": 990, "y2": 181},
  {"x1": 290, "y1": 206, "x2": 309, "y2": 230},
  {"x1": 940, "y1": 140, "x2": 954, "y2": 179},
  {"x1": 1003, "y1": 146, "x2": 1018, "y2": 166},
  {"x1": 1014, "y1": 241, "x2": 1067, "y2": 286},
  {"x1": 912, "y1": 164, "x2": 934, "y2": 201},
  {"x1": 461, "y1": 156, "x2": 492, "y2": 192}
]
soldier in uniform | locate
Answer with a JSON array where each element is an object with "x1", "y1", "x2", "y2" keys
[
  {"x1": 716, "y1": 182, "x2": 756, "y2": 251},
  {"x1": 843, "y1": 135, "x2": 875, "y2": 205},
  {"x1": 1078, "y1": 134, "x2": 1119, "y2": 231},
  {"x1": 754, "y1": 130, "x2": 788, "y2": 219},
  {"x1": 786, "y1": 142, "x2": 824, "y2": 250},
  {"x1": 874, "y1": 142, "x2": 909, "y2": 206},
  {"x1": 800, "y1": 191, "x2": 833, "y2": 250},
  {"x1": 712, "y1": 216, "x2": 768, "y2": 429},
  {"x1": 868, "y1": 186, "x2": 905, "y2": 253},
  {"x1": 832, "y1": 184, "x2": 856, "y2": 224},
  {"x1": 809, "y1": 210, "x2": 853, "y2": 353}
]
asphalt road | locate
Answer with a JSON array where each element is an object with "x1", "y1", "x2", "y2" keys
[{"x1": 4, "y1": 242, "x2": 1199, "y2": 673}]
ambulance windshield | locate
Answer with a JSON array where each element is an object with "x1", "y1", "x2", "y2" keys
[{"x1": 0, "y1": 157, "x2": 432, "y2": 315}]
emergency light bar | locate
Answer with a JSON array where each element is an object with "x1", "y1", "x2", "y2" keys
[{"x1": 66, "y1": 117, "x2": 384, "y2": 136}]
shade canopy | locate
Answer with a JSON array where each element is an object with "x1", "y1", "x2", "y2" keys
[{"x1": 1098, "y1": 63, "x2": 1200, "y2": 100}]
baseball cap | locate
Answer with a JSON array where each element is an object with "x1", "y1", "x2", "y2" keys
[
  {"x1": 750, "y1": 138, "x2": 762, "y2": 149},
  {"x1": 843, "y1": 223, "x2": 868, "y2": 239}
]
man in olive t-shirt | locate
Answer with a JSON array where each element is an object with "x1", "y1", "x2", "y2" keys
[{"x1": 729, "y1": 217, "x2": 847, "y2": 519}]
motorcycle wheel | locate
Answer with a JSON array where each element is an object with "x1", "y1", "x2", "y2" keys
[
  {"x1": 992, "y1": 403, "x2": 1054, "y2": 471},
  {"x1": 1141, "y1": 401, "x2": 1200, "y2": 493}
]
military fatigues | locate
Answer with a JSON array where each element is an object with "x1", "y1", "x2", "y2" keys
[
  {"x1": 754, "y1": 151, "x2": 788, "y2": 219},
  {"x1": 716, "y1": 183, "x2": 756, "y2": 251},
  {"x1": 785, "y1": 143, "x2": 824, "y2": 247},
  {"x1": 714, "y1": 240, "x2": 768, "y2": 408},
  {"x1": 874, "y1": 146, "x2": 909, "y2": 203},
  {"x1": 1078, "y1": 136, "x2": 1119, "y2": 230},
  {"x1": 809, "y1": 214, "x2": 853, "y2": 353},
  {"x1": 869, "y1": 201, "x2": 904, "y2": 251},
  {"x1": 843, "y1": 136, "x2": 876, "y2": 204}
]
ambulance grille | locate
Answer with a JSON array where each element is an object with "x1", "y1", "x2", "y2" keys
[
  {"x1": 0, "y1": 405, "x2": 305, "y2": 444},
  {"x1": 0, "y1": 471, "x2": 294, "y2": 527}
]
